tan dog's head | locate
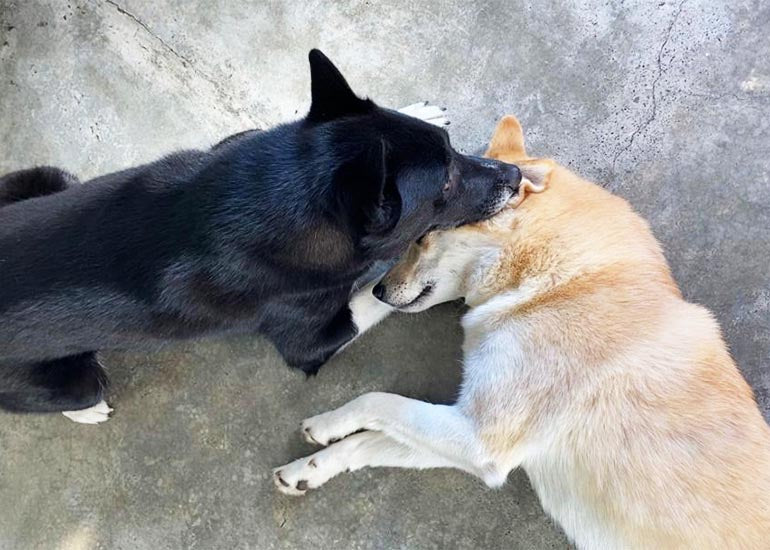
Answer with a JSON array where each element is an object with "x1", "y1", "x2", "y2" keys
[{"x1": 373, "y1": 116, "x2": 551, "y2": 311}]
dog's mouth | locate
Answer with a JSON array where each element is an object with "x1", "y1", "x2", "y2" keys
[
  {"x1": 395, "y1": 283, "x2": 434, "y2": 311},
  {"x1": 484, "y1": 186, "x2": 516, "y2": 216},
  {"x1": 421, "y1": 185, "x2": 516, "y2": 237}
]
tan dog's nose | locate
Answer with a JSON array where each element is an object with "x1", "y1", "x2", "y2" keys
[{"x1": 372, "y1": 282, "x2": 386, "y2": 302}]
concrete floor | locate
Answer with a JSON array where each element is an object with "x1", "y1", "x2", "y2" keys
[{"x1": 1, "y1": 0, "x2": 769, "y2": 548}]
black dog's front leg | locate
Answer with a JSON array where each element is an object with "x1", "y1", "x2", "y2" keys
[
  {"x1": 266, "y1": 306, "x2": 358, "y2": 375},
  {"x1": 298, "y1": 283, "x2": 395, "y2": 373},
  {"x1": 263, "y1": 283, "x2": 393, "y2": 375}
]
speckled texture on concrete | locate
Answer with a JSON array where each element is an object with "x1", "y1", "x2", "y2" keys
[{"x1": 0, "y1": 1, "x2": 768, "y2": 548}]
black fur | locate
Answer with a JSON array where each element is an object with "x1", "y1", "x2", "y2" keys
[
  {"x1": 0, "y1": 166, "x2": 78, "y2": 207},
  {"x1": 0, "y1": 50, "x2": 521, "y2": 413}
]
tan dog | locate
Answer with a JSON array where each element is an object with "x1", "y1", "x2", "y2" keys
[{"x1": 274, "y1": 116, "x2": 770, "y2": 549}]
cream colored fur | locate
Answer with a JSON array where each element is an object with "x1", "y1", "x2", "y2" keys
[{"x1": 274, "y1": 115, "x2": 770, "y2": 549}]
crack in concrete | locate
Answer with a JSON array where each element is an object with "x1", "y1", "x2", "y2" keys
[
  {"x1": 103, "y1": 0, "x2": 259, "y2": 127},
  {"x1": 612, "y1": 0, "x2": 686, "y2": 172},
  {"x1": 684, "y1": 89, "x2": 770, "y2": 103},
  {"x1": 104, "y1": 0, "x2": 193, "y2": 68}
]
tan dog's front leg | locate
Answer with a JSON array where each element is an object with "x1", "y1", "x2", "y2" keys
[
  {"x1": 298, "y1": 392, "x2": 507, "y2": 487},
  {"x1": 273, "y1": 430, "x2": 461, "y2": 495}
]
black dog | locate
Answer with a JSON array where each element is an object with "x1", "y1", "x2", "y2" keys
[{"x1": 0, "y1": 50, "x2": 521, "y2": 419}]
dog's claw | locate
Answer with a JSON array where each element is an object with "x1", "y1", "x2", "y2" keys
[
  {"x1": 397, "y1": 102, "x2": 450, "y2": 128},
  {"x1": 303, "y1": 426, "x2": 320, "y2": 445},
  {"x1": 276, "y1": 472, "x2": 289, "y2": 487},
  {"x1": 273, "y1": 467, "x2": 309, "y2": 496}
]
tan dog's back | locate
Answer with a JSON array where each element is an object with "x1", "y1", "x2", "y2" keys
[{"x1": 471, "y1": 116, "x2": 770, "y2": 547}]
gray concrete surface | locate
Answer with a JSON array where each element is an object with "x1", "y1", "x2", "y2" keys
[{"x1": 1, "y1": 0, "x2": 768, "y2": 548}]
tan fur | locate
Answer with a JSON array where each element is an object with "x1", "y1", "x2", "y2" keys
[
  {"x1": 273, "y1": 116, "x2": 770, "y2": 548},
  {"x1": 389, "y1": 116, "x2": 770, "y2": 547}
]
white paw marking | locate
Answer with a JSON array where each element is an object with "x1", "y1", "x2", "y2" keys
[
  {"x1": 398, "y1": 101, "x2": 450, "y2": 127},
  {"x1": 302, "y1": 410, "x2": 360, "y2": 447},
  {"x1": 273, "y1": 454, "x2": 336, "y2": 496},
  {"x1": 349, "y1": 284, "x2": 393, "y2": 335},
  {"x1": 62, "y1": 400, "x2": 113, "y2": 424}
]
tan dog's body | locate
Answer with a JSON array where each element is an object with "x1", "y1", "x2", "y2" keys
[{"x1": 275, "y1": 116, "x2": 770, "y2": 549}]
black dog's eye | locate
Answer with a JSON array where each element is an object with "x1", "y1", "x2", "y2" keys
[{"x1": 442, "y1": 163, "x2": 459, "y2": 198}]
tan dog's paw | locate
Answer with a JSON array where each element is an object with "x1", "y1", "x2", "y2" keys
[
  {"x1": 273, "y1": 454, "x2": 333, "y2": 496},
  {"x1": 301, "y1": 410, "x2": 360, "y2": 446}
]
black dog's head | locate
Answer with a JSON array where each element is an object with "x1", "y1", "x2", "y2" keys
[{"x1": 305, "y1": 50, "x2": 522, "y2": 259}]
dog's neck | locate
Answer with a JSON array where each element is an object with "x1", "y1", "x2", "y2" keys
[
  {"x1": 462, "y1": 242, "x2": 566, "y2": 311},
  {"x1": 461, "y1": 167, "x2": 679, "y2": 314},
  {"x1": 459, "y1": 202, "x2": 560, "y2": 310}
]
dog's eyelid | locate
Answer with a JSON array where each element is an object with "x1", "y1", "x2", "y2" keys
[{"x1": 444, "y1": 164, "x2": 461, "y2": 193}]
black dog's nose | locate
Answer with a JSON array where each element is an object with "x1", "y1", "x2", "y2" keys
[
  {"x1": 499, "y1": 163, "x2": 522, "y2": 191},
  {"x1": 372, "y1": 283, "x2": 386, "y2": 301}
]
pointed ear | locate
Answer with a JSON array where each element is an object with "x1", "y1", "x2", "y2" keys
[
  {"x1": 336, "y1": 139, "x2": 401, "y2": 235},
  {"x1": 510, "y1": 159, "x2": 555, "y2": 207},
  {"x1": 307, "y1": 49, "x2": 373, "y2": 122},
  {"x1": 485, "y1": 115, "x2": 528, "y2": 160}
]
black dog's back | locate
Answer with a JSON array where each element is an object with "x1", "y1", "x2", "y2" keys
[{"x1": 0, "y1": 149, "x2": 215, "y2": 359}]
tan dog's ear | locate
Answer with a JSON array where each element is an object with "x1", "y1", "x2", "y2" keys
[
  {"x1": 484, "y1": 115, "x2": 552, "y2": 207},
  {"x1": 510, "y1": 160, "x2": 554, "y2": 207},
  {"x1": 485, "y1": 115, "x2": 527, "y2": 160}
]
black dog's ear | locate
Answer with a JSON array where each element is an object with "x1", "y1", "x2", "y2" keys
[
  {"x1": 337, "y1": 139, "x2": 401, "y2": 235},
  {"x1": 308, "y1": 49, "x2": 373, "y2": 122}
]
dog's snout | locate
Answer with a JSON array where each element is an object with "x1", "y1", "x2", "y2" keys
[
  {"x1": 372, "y1": 282, "x2": 386, "y2": 301},
  {"x1": 499, "y1": 163, "x2": 522, "y2": 191},
  {"x1": 459, "y1": 154, "x2": 521, "y2": 190}
]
